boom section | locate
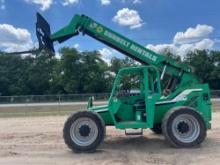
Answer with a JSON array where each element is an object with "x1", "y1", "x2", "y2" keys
[{"x1": 51, "y1": 15, "x2": 191, "y2": 75}]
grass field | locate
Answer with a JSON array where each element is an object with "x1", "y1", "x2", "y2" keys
[
  {"x1": 0, "y1": 102, "x2": 105, "y2": 117},
  {"x1": 0, "y1": 100, "x2": 219, "y2": 117}
]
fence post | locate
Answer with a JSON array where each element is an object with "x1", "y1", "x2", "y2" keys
[
  {"x1": 25, "y1": 97, "x2": 27, "y2": 117},
  {"x1": 58, "y1": 95, "x2": 61, "y2": 115}
]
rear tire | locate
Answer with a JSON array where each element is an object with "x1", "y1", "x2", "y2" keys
[
  {"x1": 162, "y1": 106, "x2": 206, "y2": 148},
  {"x1": 63, "y1": 111, "x2": 105, "y2": 153},
  {"x1": 150, "y1": 124, "x2": 162, "y2": 134}
]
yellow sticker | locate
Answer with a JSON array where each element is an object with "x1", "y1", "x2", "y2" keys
[{"x1": 96, "y1": 26, "x2": 103, "y2": 33}]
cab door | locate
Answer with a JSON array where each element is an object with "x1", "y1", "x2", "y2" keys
[
  {"x1": 108, "y1": 67, "x2": 146, "y2": 127},
  {"x1": 144, "y1": 67, "x2": 161, "y2": 128}
]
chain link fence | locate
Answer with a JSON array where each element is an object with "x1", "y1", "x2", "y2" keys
[
  {"x1": 0, "y1": 91, "x2": 219, "y2": 117},
  {"x1": 0, "y1": 93, "x2": 109, "y2": 117},
  {"x1": 0, "y1": 93, "x2": 109, "y2": 104},
  {"x1": 211, "y1": 90, "x2": 220, "y2": 98},
  {"x1": 0, "y1": 90, "x2": 219, "y2": 104}
]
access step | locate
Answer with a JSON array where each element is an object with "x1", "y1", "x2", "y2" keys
[
  {"x1": 117, "y1": 121, "x2": 147, "y2": 129},
  {"x1": 125, "y1": 128, "x2": 143, "y2": 136}
]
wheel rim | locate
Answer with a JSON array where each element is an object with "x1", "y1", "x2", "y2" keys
[
  {"x1": 171, "y1": 114, "x2": 200, "y2": 143},
  {"x1": 70, "y1": 117, "x2": 98, "y2": 146}
]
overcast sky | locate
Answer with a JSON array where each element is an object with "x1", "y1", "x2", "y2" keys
[{"x1": 0, "y1": 0, "x2": 220, "y2": 61}]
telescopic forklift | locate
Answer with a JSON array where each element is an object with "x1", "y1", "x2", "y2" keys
[{"x1": 35, "y1": 13, "x2": 212, "y2": 152}]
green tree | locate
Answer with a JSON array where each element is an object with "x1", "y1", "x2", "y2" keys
[
  {"x1": 0, "y1": 47, "x2": 219, "y2": 96},
  {"x1": 59, "y1": 47, "x2": 81, "y2": 93},
  {"x1": 79, "y1": 51, "x2": 109, "y2": 93},
  {"x1": 23, "y1": 54, "x2": 56, "y2": 95},
  {"x1": 59, "y1": 48, "x2": 111, "y2": 93},
  {"x1": 185, "y1": 50, "x2": 220, "y2": 89},
  {"x1": 110, "y1": 57, "x2": 138, "y2": 74},
  {"x1": 0, "y1": 54, "x2": 28, "y2": 95}
]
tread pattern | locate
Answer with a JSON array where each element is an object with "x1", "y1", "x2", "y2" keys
[
  {"x1": 162, "y1": 106, "x2": 207, "y2": 148},
  {"x1": 63, "y1": 111, "x2": 105, "y2": 153}
]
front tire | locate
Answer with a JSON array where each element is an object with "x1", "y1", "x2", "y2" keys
[
  {"x1": 162, "y1": 106, "x2": 206, "y2": 148},
  {"x1": 63, "y1": 111, "x2": 105, "y2": 153}
]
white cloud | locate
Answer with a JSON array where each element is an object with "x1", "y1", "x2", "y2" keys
[
  {"x1": 121, "y1": 0, "x2": 142, "y2": 4},
  {"x1": 133, "y1": 0, "x2": 142, "y2": 3},
  {"x1": 100, "y1": 0, "x2": 111, "y2": 5},
  {"x1": 174, "y1": 39, "x2": 213, "y2": 56},
  {"x1": 146, "y1": 39, "x2": 214, "y2": 58},
  {"x1": 99, "y1": 48, "x2": 115, "y2": 64},
  {"x1": 0, "y1": 24, "x2": 33, "y2": 52},
  {"x1": 146, "y1": 24, "x2": 215, "y2": 58},
  {"x1": 0, "y1": 4, "x2": 5, "y2": 10},
  {"x1": 1, "y1": 5, "x2": 5, "y2": 10},
  {"x1": 174, "y1": 24, "x2": 214, "y2": 44},
  {"x1": 62, "y1": 0, "x2": 79, "y2": 6},
  {"x1": 73, "y1": 43, "x2": 82, "y2": 52},
  {"x1": 62, "y1": 0, "x2": 111, "y2": 6},
  {"x1": 194, "y1": 38, "x2": 214, "y2": 50},
  {"x1": 0, "y1": 0, "x2": 5, "y2": 10},
  {"x1": 55, "y1": 52, "x2": 61, "y2": 59},
  {"x1": 25, "y1": 0, "x2": 53, "y2": 11},
  {"x1": 113, "y1": 8, "x2": 144, "y2": 29},
  {"x1": 214, "y1": 39, "x2": 220, "y2": 44},
  {"x1": 147, "y1": 44, "x2": 175, "y2": 55},
  {"x1": 73, "y1": 43, "x2": 80, "y2": 49}
]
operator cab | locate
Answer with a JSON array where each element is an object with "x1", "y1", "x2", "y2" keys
[{"x1": 109, "y1": 66, "x2": 161, "y2": 129}]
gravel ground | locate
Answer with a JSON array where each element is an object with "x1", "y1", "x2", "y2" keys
[{"x1": 0, "y1": 113, "x2": 220, "y2": 165}]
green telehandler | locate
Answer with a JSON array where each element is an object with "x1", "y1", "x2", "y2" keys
[{"x1": 35, "y1": 13, "x2": 212, "y2": 152}]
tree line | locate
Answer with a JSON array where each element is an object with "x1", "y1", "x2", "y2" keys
[{"x1": 0, "y1": 48, "x2": 219, "y2": 96}]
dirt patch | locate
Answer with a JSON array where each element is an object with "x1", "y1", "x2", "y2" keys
[{"x1": 0, "y1": 113, "x2": 220, "y2": 165}]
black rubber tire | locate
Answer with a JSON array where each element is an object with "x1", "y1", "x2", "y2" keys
[
  {"x1": 63, "y1": 111, "x2": 105, "y2": 153},
  {"x1": 162, "y1": 106, "x2": 207, "y2": 148},
  {"x1": 150, "y1": 124, "x2": 162, "y2": 134}
]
